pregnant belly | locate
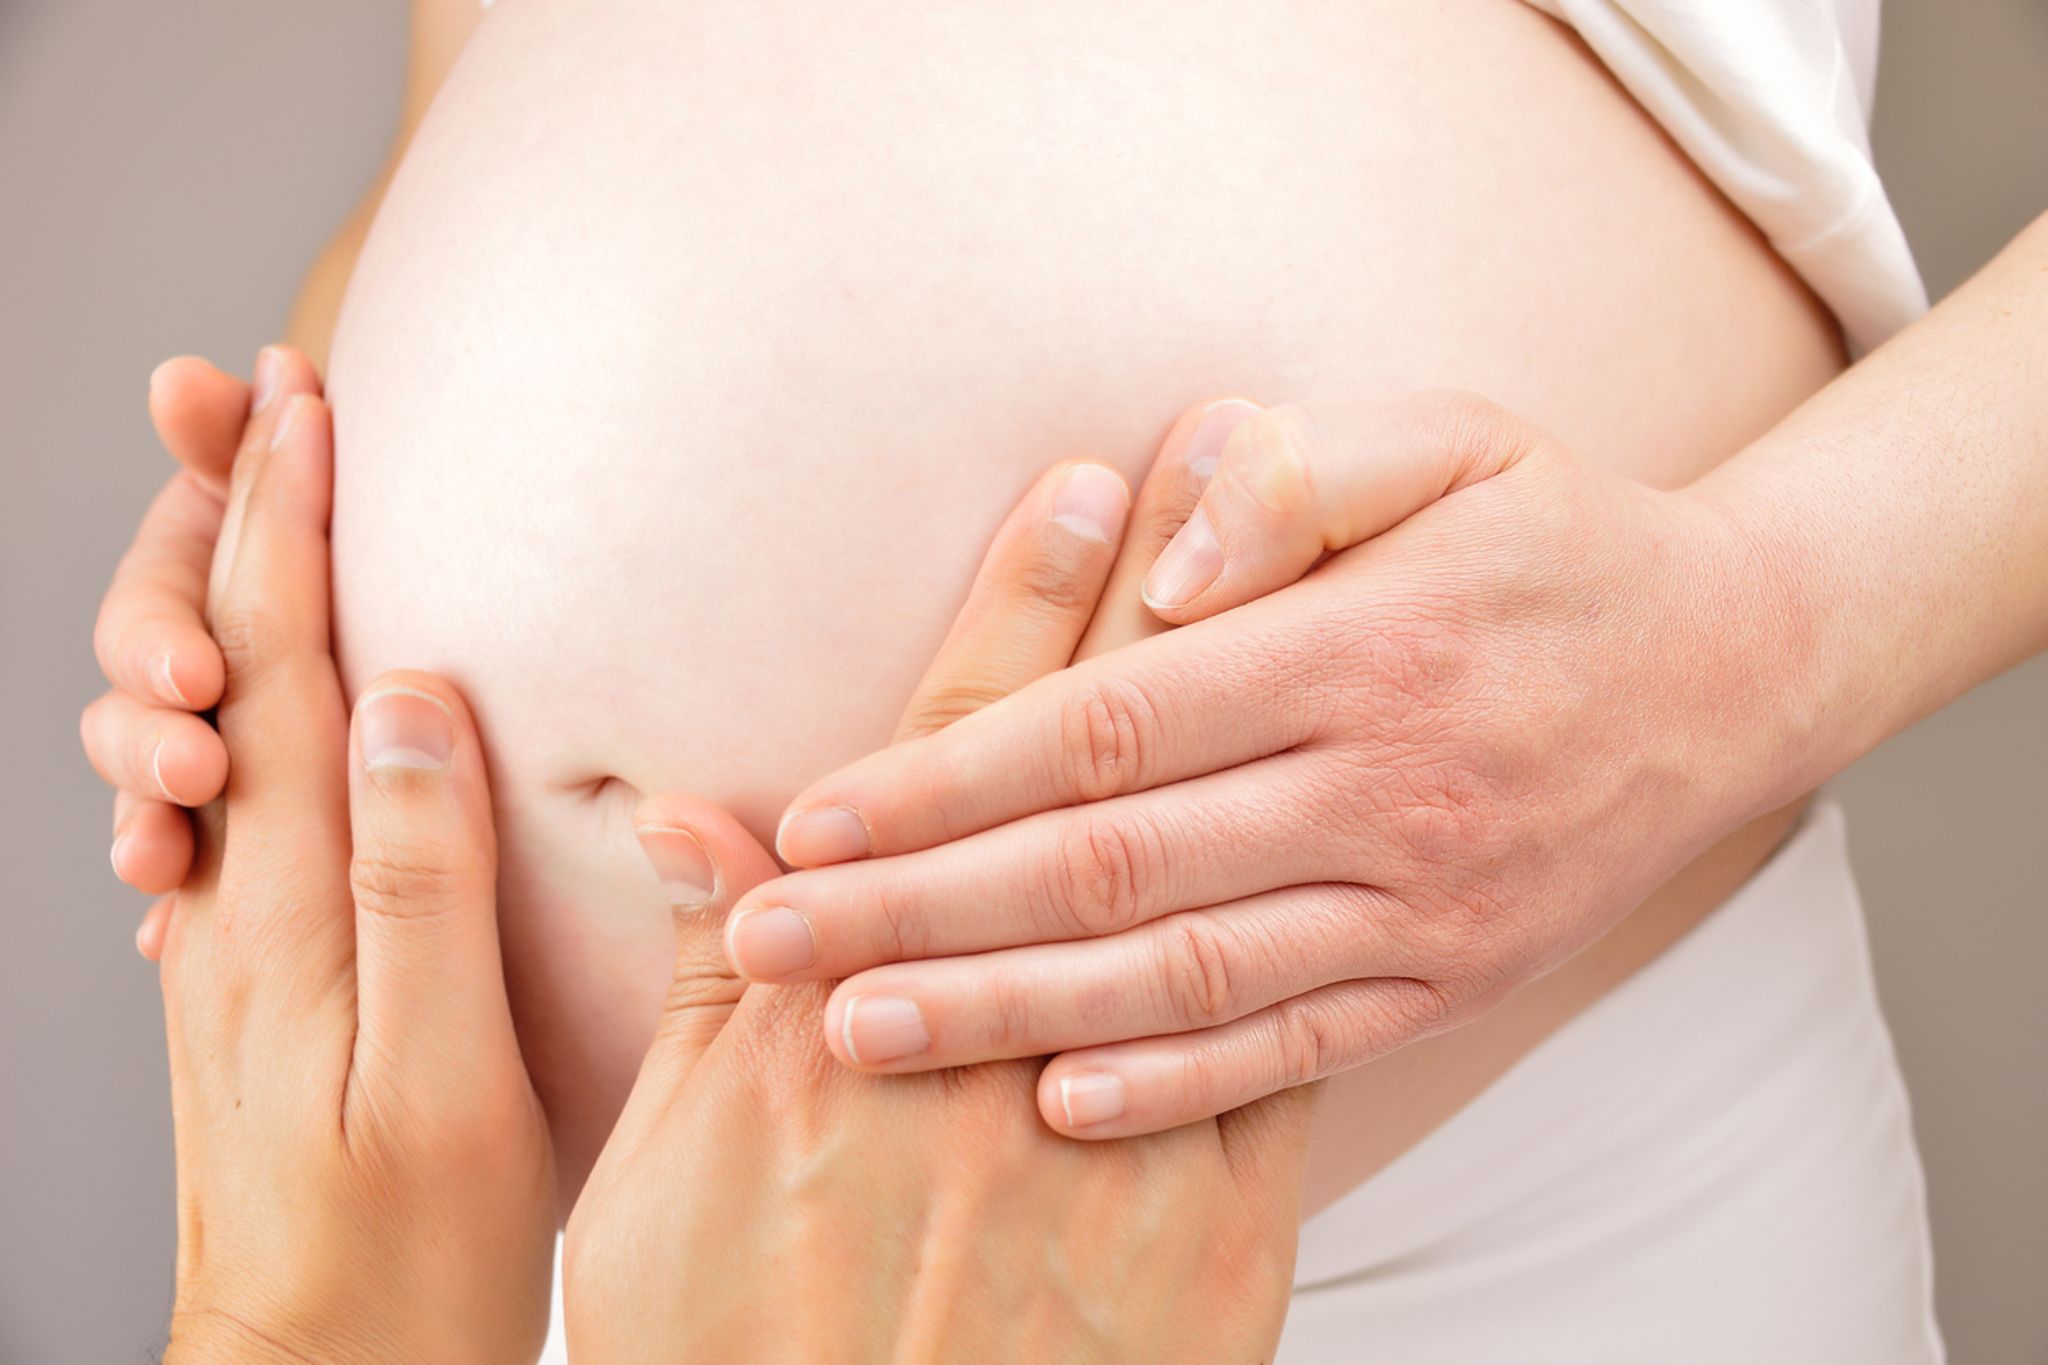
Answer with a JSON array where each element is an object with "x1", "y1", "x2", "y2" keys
[{"x1": 327, "y1": 0, "x2": 1841, "y2": 1204}]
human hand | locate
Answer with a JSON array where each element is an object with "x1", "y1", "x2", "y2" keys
[
  {"x1": 158, "y1": 388, "x2": 555, "y2": 1362},
  {"x1": 82, "y1": 347, "x2": 319, "y2": 936},
  {"x1": 729, "y1": 392, "x2": 1802, "y2": 1137},
  {"x1": 566, "y1": 448, "x2": 1313, "y2": 1362}
]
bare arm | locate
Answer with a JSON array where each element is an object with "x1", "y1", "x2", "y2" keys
[{"x1": 1698, "y1": 209, "x2": 2048, "y2": 804}]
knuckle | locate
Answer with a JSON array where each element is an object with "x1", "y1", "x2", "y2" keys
[
  {"x1": 1160, "y1": 914, "x2": 1240, "y2": 1028},
  {"x1": 981, "y1": 977, "x2": 1039, "y2": 1054},
  {"x1": 870, "y1": 878, "x2": 934, "y2": 960},
  {"x1": 1270, "y1": 994, "x2": 1351, "y2": 1088},
  {"x1": 1011, "y1": 547, "x2": 1102, "y2": 616},
  {"x1": 899, "y1": 678, "x2": 1013, "y2": 737},
  {"x1": 349, "y1": 848, "x2": 472, "y2": 921},
  {"x1": 1048, "y1": 815, "x2": 1160, "y2": 938},
  {"x1": 1054, "y1": 676, "x2": 1159, "y2": 803},
  {"x1": 209, "y1": 600, "x2": 285, "y2": 683}
]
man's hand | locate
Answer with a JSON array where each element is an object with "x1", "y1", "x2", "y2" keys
[{"x1": 724, "y1": 392, "x2": 1801, "y2": 1137}]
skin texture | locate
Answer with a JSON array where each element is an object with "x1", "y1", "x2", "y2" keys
[
  {"x1": 319, "y1": 0, "x2": 1841, "y2": 1203},
  {"x1": 568, "y1": 452, "x2": 1316, "y2": 1363},
  {"x1": 751, "y1": 392, "x2": 1800, "y2": 1132},
  {"x1": 75, "y1": 6, "x2": 2048, "y2": 1343},
  {"x1": 155, "y1": 391, "x2": 555, "y2": 1365},
  {"x1": 745, "y1": 213, "x2": 2048, "y2": 1136},
  {"x1": 144, "y1": 379, "x2": 1318, "y2": 1359}
]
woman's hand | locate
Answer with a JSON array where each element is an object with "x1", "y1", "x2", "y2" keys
[
  {"x1": 158, "y1": 388, "x2": 554, "y2": 1361},
  {"x1": 566, "y1": 448, "x2": 1315, "y2": 1363},
  {"x1": 83, "y1": 347, "x2": 320, "y2": 926},
  {"x1": 724, "y1": 392, "x2": 1805, "y2": 1138}
]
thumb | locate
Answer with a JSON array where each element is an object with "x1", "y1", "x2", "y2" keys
[
  {"x1": 347, "y1": 671, "x2": 515, "y2": 1087},
  {"x1": 1140, "y1": 391, "x2": 1547, "y2": 621},
  {"x1": 625, "y1": 794, "x2": 784, "y2": 1102}
]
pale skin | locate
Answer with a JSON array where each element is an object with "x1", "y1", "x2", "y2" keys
[
  {"x1": 90, "y1": 1, "x2": 2046, "y2": 1132},
  {"x1": 740, "y1": 213, "x2": 2048, "y2": 1134},
  {"x1": 97, "y1": 7, "x2": 1839, "y2": 1206},
  {"x1": 143, "y1": 354, "x2": 1319, "y2": 1360},
  {"x1": 78, "y1": 3, "x2": 2048, "y2": 1341}
]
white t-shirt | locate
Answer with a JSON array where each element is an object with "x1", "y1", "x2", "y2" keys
[{"x1": 1525, "y1": 0, "x2": 1927, "y2": 353}]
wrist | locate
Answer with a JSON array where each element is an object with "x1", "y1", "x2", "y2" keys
[{"x1": 1678, "y1": 470, "x2": 1847, "y2": 815}]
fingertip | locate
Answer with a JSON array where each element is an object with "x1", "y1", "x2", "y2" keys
[
  {"x1": 151, "y1": 639, "x2": 224, "y2": 711},
  {"x1": 354, "y1": 675, "x2": 465, "y2": 775},
  {"x1": 1048, "y1": 461, "x2": 1132, "y2": 547},
  {"x1": 149, "y1": 355, "x2": 250, "y2": 489},
  {"x1": 153, "y1": 723, "x2": 229, "y2": 807},
  {"x1": 112, "y1": 802, "x2": 195, "y2": 896},
  {"x1": 633, "y1": 791, "x2": 786, "y2": 905},
  {"x1": 632, "y1": 821, "x2": 719, "y2": 914},
  {"x1": 725, "y1": 901, "x2": 821, "y2": 983},
  {"x1": 775, "y1": 803, "x2": 873, "y2": 868},
  {"x1": 1172, "y1": 397, "x2": 1263, "y2": 482},
  {"x1": 1039, "y1": 1064, "x2": 1135, "y2": 1139},
  {"x1": 136, "y1": 899, "x2": 173, "y2": 962}
]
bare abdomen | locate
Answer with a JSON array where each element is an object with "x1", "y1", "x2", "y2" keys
[{"x1": 327, "y1": 0, "x2": 1840, "y2": 1197}]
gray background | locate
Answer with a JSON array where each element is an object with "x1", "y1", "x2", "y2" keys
[{"x1": 2, "y1": 1, "x2": 2043, "y2": 1360}]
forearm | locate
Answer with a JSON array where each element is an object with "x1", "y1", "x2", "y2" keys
[{"x1": 1695, "y1": 210, "x2": 2048, "y2": 801}]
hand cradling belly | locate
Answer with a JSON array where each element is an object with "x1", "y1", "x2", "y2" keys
[{"x1": 326, "y1": 0, "x2": 1840, "y2": 1200}]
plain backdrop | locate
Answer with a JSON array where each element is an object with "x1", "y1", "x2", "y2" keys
[{"x1": 2, "y1": 2, "x2": 2043, "y2": 1360}]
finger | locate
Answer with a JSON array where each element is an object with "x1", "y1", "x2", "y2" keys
[
  {"x1": 147, "y1": 355, "x2": 253, "y2": 497},
  {"x1": 205, "y1": 347, "x2": 323, "y2": 616},
  {"x1": 210, "y1": 392, "x2": 349, "y2": 806},
  {"x1": 817, "y1": 883, "x2": 1421, "y2": 1071},
  {"x1": 1142, "y1": 391, "x2": 1543, "y2": 619},
  {"x1": 892, "y1": 460, "x2": 1129, "y2": 744},
  {"x1": 773, "y1": 602, "x2": 1314, "y2": 866},
  {"x1": 136, "y1": 898, "x2": 174, "y2": 963},
  {"x1": 196, "y1": 393, "x2": 350, "y2": 954},
  {"x1": 348, "y1": 673, "x2": 516, "y2": 1082},
  {"x1": 732, "y1": 752, "x2": 1335, "y2": 981},
  {"x1": 628, "y1": 792, "x2": 785, "y2": 1100},
  {"x1": 110, "y1": 798, "x2": 196, "y2": 896},
  {"x1": 1038, "y1": 975, "x2": 1455, "y2": 1138},
  {"x1": 93, "y1": 471, "x2": 230, "y2": 712},
  {"x1": 80, "y1": 691, "x2": 228, "y2": 806},
  {"x1": 1075, "y1": 398, "x2": 1259, "y2": 661}
]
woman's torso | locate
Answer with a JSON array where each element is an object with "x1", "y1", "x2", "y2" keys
[{"x1": 327, "y1": 0, "x2": 1842, "y2": 1203}]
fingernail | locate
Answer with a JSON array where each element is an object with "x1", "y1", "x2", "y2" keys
[
  {"x1": 1141, "y1": 505, "x2": 1223, "y2": 609},
  {"x1": 149, "y1": 737, "x2": 176, "y2": 802},
  {"x1": 110, "y1": 832, "x2": 131, "y2": 880},
  {"x1": 637, "y1": 826, "x2": 717, "y2": 910},
  {"x1": 359, "y1": 688, "x2": 454, "y2": 771},
  {"x1": 251, "y1": 347, "x2": 281, "y2": 414},
  {"x1": 1058, "y1": 1071, "x2": 1127, "y2": 1128},
  {"x1": 1050, "y1": 463, "x2": 1129, "y2": 545},
  {"x1": 777, "y1": 805, "x2": 871, "y2": 865},
  {"x1": 840, "y1": 995, "x2": 930, "y2": 1065},
  {"x1": 152, "y1": 651, "x2": 190, "y2": 707},
  {"x1": 270, "y1": 394, "x2": 306, "y2": 451},
  {"x1": 726, "y1": 906, "x2": 818, "y2": 977},
  {"x1": 1182, "y1": 399, "x2": 1261, "y2": 481}
]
